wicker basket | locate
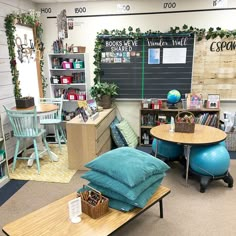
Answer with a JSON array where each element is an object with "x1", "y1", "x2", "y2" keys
[
  {"x1": 175, "y1": 111, "x2": 195, "y2": 133},
  {"x1": 77, "y1": 185, "x2": 109, "y2": 219}
]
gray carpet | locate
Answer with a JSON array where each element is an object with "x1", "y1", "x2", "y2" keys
[{"x1": 0, "y1": 160, "x2": 235, "y2": 236}]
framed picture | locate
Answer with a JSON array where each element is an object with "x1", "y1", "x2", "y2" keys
[{"x1": 207, "y1": 94, "x2": 220, "y2": 109}]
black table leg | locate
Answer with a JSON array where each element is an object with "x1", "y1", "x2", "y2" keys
[{"x1": 159, "y1": 199, "x2": 163, "y2": 218}]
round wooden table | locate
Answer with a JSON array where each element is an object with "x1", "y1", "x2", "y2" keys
[
  {"x1": 150, "y1": 124, "x2": 227, "y2": 185},
  {"x1": 13, "y1": 104, "x2": 58, "y2": 114}
]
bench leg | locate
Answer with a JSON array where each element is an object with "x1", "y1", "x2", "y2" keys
[{"x1": 159, "y1": 199, "x2": 163, "y2": 218}]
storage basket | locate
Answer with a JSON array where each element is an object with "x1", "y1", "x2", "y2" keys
[
  {"x1": 61, "y1": 61, "x2": 72, "y2": 69},
  {"x1": 77, "y1": 185, "x2": 109, "y2": 219},
  {"x1": 175, "y1": 111, "x2": 195, "y2": 133},
  {"x1": 73, "y1": 61, "x2": 84, "y2": 69},
  {"x1": 60, "y1": 76, "x2": 72, "y2": 84}
]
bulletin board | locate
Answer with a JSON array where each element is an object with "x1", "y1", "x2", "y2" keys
[{"x1": 100, "y1": 34, "x2": 195, "y2": 99}]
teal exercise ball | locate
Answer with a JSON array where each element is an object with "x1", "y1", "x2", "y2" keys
[
  {"x1": 152, "y1": 138, "x2": 184, "y2": 160},
  {"x1": 190, "y1": 144, "x2": 230, "y2": 176},
  {"x1": 219, "y1": 141, "x2": 226, "y2": 147},
  {"x1": 152, "y1": 138, "x2": 158, "y2": 153}
]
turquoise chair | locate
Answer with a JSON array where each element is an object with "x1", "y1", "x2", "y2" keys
[
  {"x1": 39, "y1": 95, "x2": 67, "y2": 151},
  {"x1": 3, "y1": 105, "x2": 53, "y2": 174}
]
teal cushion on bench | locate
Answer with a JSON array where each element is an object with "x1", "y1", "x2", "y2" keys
[
  {"x1": 84, "y1": 147, "x2": 170, "y2": 187},
  {"x1": 81, "y1": 170, "x2": 165, "y2": 201},
  {"x1": 88, "y1": 176, "x2": 164, "y2": 208}
]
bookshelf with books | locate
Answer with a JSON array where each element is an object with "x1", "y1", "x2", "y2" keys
[
  {"x1": 140, "y1": 106, "x2": 220, "y2": 146},
  {"x1": 48, "y1": 53, "x2": 90, "y2": 121}
]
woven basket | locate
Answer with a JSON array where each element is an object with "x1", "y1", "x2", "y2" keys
[
  {"x1": 175, "y1": 111, "x2": 195, "y2": 133},
  {"x1": 77, "y1": 185, "x2": 109, "y2": 219}
]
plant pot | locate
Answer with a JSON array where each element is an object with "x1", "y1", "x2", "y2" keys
[
  {"x1": 15, "y1": 97, "x2": 35, "y2": 108},
  {"x1": 100, "y1": 95, "x2": 112, "y2": 109}
]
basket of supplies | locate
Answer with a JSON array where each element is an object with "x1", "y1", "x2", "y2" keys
[
  {"x1": 77, "y1": 185, "x2": 109, "y2": 219},
  {"x1": 175, "y1": 111, "x2": 195, "y2": 133}
]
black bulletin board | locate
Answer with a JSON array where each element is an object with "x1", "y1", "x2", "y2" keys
[{"x1": 100, "y1": 34, "x2": 195, "y2": 99}]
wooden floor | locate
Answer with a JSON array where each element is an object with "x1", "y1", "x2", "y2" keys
[{"x1": 2, "y1": 185, "x2": 170, "y2": 236}]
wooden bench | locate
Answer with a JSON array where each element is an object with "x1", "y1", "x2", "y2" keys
[{"x1": 2, "y1": 185, "x2": 171, "y2": 236}]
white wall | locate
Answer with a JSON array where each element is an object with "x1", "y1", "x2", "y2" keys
[
  {"x1": 0, "y1": 0, "x2": 36, "y2": 159},
  {"x1": 36, "y1": 0, "x2": 236, "y2": 135}
]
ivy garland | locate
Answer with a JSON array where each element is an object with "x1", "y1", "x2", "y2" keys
[
  {"x1": 93, "y1": 25, "x2": 236, "y2": 83},
  {"x1": 4, "y1": 10, "x2": 47, "y2": 98}
]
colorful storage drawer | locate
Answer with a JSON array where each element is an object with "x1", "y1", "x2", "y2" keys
[
  {"x1": 73, "y1": 61, "x2": 84, "y2": 69},
  {"x1": 67, "y1": 93, "x2": 78, "y2": 100},
  {"x1": 60, "y1": 76, "x2": 72, "y2": 84},
  {"x1": 62, "y1": 61, "x2": 72, "y2": 69}
]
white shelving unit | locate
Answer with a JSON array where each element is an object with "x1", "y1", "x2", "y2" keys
[
  {"x1": 0, "y1": 117, "x2": 9, "y2": 188},
  {"x1": 48, "y1": 53, "x2": 90, "y2": 120}
]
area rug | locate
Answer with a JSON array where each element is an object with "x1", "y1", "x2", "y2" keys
[{"x1": 9, "y1": 144, "x2": 77, "y2": 183}]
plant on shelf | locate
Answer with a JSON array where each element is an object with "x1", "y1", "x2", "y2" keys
[
  {"x1": 90, "y1": 81, "x2": 119, "y2": 109},
  {"x1": 4, "y1": 10, "x2": 47, "y2": 98}
]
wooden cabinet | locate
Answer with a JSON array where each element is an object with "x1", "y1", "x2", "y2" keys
[
  {"x1": 140, "y1": 108, "x2": 220, "y2": 146},
  {"x1": 48, "y1": 53, "x2": 90, "y2": 120},
  {"x1": 66, "y1": 107, "x2": 116, "y2": 170},
  {"x1": 0, "y1": 116, "x2": 9, "y2": 188}
]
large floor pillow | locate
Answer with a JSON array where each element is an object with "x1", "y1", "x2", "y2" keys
[
  {"x1": 88, "y1": 175, "x2": 164, "y2": 208},
  {"x1": 85, "y1": 147, "x2": 170, "y2": 187},
  {"x1": 81, "y1": 170, "x2": 165, "y2": 201}
]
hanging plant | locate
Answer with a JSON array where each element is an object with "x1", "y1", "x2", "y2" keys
[
  {"x1": 4, "y1": 10, "x2": 47, "y2": 98},
  {"x1": 93, "y1": 25, "x2": 236, "y2": 86}
]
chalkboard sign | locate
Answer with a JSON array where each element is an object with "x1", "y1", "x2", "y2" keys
[{"x1": 100, "y1": 34, "x2": 194, "y2": 99}]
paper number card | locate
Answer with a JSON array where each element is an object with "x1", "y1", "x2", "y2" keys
[{"x1": 68, "y1": 197, "x2": 82, "y2": 223}]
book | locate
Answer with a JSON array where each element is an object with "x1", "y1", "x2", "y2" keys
[{"x1": 87, "y1": 99, "x2": 98, "y2": 115}]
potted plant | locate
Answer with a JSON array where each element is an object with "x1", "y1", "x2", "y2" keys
[
  {"x1": 15, "y1": 96, "x2": 35, "y2": 108},
  {"x1": 90, "y1": 81, "x2": 119, "y2": 109}
]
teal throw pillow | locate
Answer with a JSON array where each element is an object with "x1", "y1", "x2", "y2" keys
[
  {"x1": 81, "y1": 170, "x2": 165, "y2": 200},
  {"x1": 84, "y1": 147, "x2": 170, "y2": 187},
  {"x1": 116, "y1": 119, "x2": 138, "y2": 148},
  {"x1": 110, "y1": 117, "x2": 127, "y2": 147},
  {"x1": 88, "y1": 176, "x2": 164, "y2": 208}
]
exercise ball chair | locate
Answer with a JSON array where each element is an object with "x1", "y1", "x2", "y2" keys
[
  {"x1": 190, "y1": 143, "x2": 233, "y2": 192},
  {"x1": 190, "y1": 144, "x2": 230, "y2": 176},
  {"x1": 219, "y1": 141, "x2": 226, "y2": 147},
  {"x1": 152, "y1": 138, "x2": 184, "y2": 161}
]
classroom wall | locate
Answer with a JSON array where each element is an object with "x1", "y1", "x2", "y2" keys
[
  {"x1": 0, "y1": 0, "x2": 36, "y2": 159},
  {"x1": 36, "y1": 0, "x2": 236, "y2": 135}
]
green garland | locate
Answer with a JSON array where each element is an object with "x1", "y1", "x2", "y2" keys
[
  {"x1": 93, "y1": 25, "x2": 236, "y2": 83},
  {"x1": 4, "y1": 10, "x2": 47, "y2": 98}
]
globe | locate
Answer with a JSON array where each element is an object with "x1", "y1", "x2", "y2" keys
[{"x1": 167, "y1": 89, "x2": 181, "y2": 109}]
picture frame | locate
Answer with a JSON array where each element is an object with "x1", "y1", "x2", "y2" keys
[{"x1": 207, "y1": 94, "x2": 220, "y2": 109}]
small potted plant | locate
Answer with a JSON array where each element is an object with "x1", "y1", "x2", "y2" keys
[
  {"x1": 90, "y1": 81, "x2": 119, "y2": 109},
  {"x1": 15, "y1": 96, "x2": 35, "y2": 108}
]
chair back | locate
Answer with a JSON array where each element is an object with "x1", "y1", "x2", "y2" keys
[
  {"x1": 3, "y1": 106, "x2": 39, "y2": 138},
  {"x1": 39, "y1": 95, "x2": 63, "y2": 121}
]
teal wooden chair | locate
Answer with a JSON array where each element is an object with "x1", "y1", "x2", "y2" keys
[
  {"x1": 39, "y1": 95, "x2": 67, "y2": 151},
  {"x1": 3, "y1": 105, "x2": 53, "y2": 174}
]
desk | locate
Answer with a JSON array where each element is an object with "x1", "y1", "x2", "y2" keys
[
  {"x1": 2, "y1": 185, "x2": 171, "y2": 236},
  {"x1": 67, "y1": 107, "x2": 116, "y2": 170},
  {"x1": 12, "y1": 104, "x2": 59, "y2": 165},
  {"x1": 150, "y1": 124, "x2": 227, "y2": 185}
]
